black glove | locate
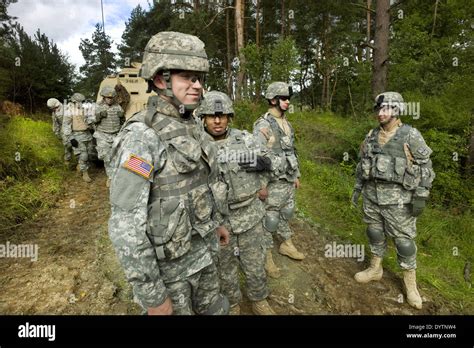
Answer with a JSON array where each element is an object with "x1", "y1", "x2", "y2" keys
[
  {"x1": 238, "y1": 156, "x2": 271, "y2": 172},
  {"x1": 351, "y1": 189, "x2": 361, "y2": 207},
  {"x1": 412, "y1": 198, "x2": 426, "y2": 217},
  {"x1": 70, "y1": 139, "x2": 79, "y2": 148}
]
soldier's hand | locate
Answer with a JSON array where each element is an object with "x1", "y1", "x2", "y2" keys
[
  {"x1": 294, "y1": 178, "x2": 301, "y2": 189},
  {"x1": 147, "y1": 297, "x2": 173, "y2": 315},
  {"x1": 411, "y1": 198, "x2": 426, "y2": 217},
  {"x1": 216, "y1": 225, "x2": 230, "y2": 246},
  {"x1": 257, "y1": 187, "x2": 268, "y2": 201},
  {"x1": 351, "y1": 189, "x2": 361, "y2": 208}
]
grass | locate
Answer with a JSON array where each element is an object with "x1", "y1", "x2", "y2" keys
[{"x1": 0, "y1": 114, "x2": 68, "y2": 230}]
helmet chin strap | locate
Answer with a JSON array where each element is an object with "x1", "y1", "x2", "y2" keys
[
  {"x1": 161, "y1": 70, "x2": 201, "y2": 114},
  {"x1": 273, "y1": 99, "x2": 286, "y2": 115}
]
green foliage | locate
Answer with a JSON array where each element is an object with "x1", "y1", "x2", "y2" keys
[
  {"x1": 77, "y1": 24, "x2": 117, "y2": 99},
  {"x1": 268, "y1": 37, "x2": 299, "y2": 83},
  {"x1": 0, "y1": 115, "x2": 67, "y2": 229},
  {"x1": 0, "y1": 24, "x2": 74, "y2": 112}
]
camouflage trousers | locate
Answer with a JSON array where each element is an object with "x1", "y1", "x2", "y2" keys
[
  {"x1": 71, "y1": 131, "x2": 94, "y2": 172},
  {"x1": 93, "y1": 131, "x2": 117, "y2": 177},
  {"x1": 263, "y1": 179, "x2": 296, "y2": 249},
  {"x1": 363, "y1": 197, "x2": 417, "y2": 270},
  {"x1": 217, "y1": 221, "x2": 268, "y2": 306},
  {"x1": 166, "y1": 262, "x2": 227, "y2": 315},
  {"x1": 62, "y1": 136, "x2": 73, "y2": 162}
]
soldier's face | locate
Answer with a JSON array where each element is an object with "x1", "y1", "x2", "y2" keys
[
  {"x1": 204, "y1": 114, "x2": 229, "y2": 137},
  {"x1": 377, "y1": 105, "x2": 397, "y2": 125},
  {"x1": 104, "y1": 97, "x2": 113, "y2": 106},
  {"x1": 271, "y1": 96, "x2": 290, "y2": 111},
  {"x1": 154, "y1": 71, "x2": 204, "y2": 106}
]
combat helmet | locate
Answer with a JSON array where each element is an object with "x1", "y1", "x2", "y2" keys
[
  {"x1": 100, "y1": 86, "x2": 117, "y2": 98},
  {"x1": 139, "y1": 31, "x2": 209, "y2": 111},
  {"x1": 71, "y1": 93, "x2": 85, "y2": 103},
  {"x1": 47, "y1": 98, "x2": 61, "y2": 109},
  {"x1": 196, "y1": 91, "x2": 234, "y2": 118},
  {"x1": 265, "y1": 82, "x2": 293, "y2": 100},
  {"x1": 374, "y1": 91, "x2": 405, "y2": 115}
]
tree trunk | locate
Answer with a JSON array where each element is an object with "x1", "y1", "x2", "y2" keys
[
  {"x1": 371, "y1": 0, "x2": 390, "y2": 98},
  {"x1": 366, "y1": 0, "x2": 372, "y2": 62},
  {"x1": 431, "y1": 0, "x2": 439, "y2": 38},
  {"x1": 467, "y1": 116, "x2": 474, "y2": 175},
  {"x1": 235, "y1": 0, "x2": 245, "y2": 100},
  {"x1": 226, "y1": 5, "x2": 233, "y2": 97},
  {"x1": 281, "y1": 0, "x2": 286, "y2": 38},
  {"x1": 256, "y1": 0, "x2": 260, "y2": 48}
]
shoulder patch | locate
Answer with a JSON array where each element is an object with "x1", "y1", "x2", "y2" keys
[
  {"x1": 123, "y1": 154, "x2": 154, "y2": 179},
  {"x1": 417, "y1": 146, "x2": 430, "y2": 157}
]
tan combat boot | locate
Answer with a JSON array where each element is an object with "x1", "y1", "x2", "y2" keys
[
  {"x1": 82, "y1": 170, "x2": 92, "y2": 183},
  {"x1": 403, "y1": 269, "x2": 422, "y2": 309},
  {"x1": 106, "y1": 178, "x2": 111, "y2": 188},
  {"x1": 354, "y1": 256, "x2": 383, "y2": 283},
  {"x1": 279, "y1": 238, "x2": 305, "y2": 260},
  {"x1": 265, "y1": 250, "x2": 281, "y2": 278},
  {"x1": 229, "y1": 304, "x2": 240, "y2": 315},
  {"x1": 252, "y1": 299, "x2": 276, "y2": 315}
]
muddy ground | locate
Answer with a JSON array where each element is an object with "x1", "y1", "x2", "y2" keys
[{"x1": 0, "y1": 168, "x2": 462, "y2": 315}]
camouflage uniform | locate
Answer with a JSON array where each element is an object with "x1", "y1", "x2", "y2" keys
[
  {"x1": 196, "y1": 91, "x2": 274, "y2": 314},
  {"x1": 352, "y1": 92, "x2": 435, "y2": 310},
  {"x1": 108, "y1": 32, "x2": 228, "y2": 315},
  {"x1": 353, "y1": 93, "x2": 435, "y2": 270},
  {"x1": 214, "y1": 128, "x2": 269, "y2": 305},
  {"x1": 62, "y1": 93, "x2": 94, "y2": 172},
  {"x1": 94, "y1": 87, "x2": 125, "y2": 177},
  {"x1": 47, "y1": 98, "x2": 73, "y2": 161},
  {"x1": 253, "y1": 83, "x2": 300, "y2": 250}
]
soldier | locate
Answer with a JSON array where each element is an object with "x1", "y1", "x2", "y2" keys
[
  {"x1": 196, "y1": 91, "x2": 276, "y2": 315},
  {"x1": 351, "y1": 91, "x2": 435, "y2": 310},
  {"x1": 47, "y1": 98, "x2": 72, "y2": 163},
  {"x1": 63, "y1": 93, "x2": 95, "y2": 182},
  {"x1": 253, "y1": 82, "x2": 305, "y2": 279},
  {"x1": 94, "y1": 86, "x2": 125, "y2": 186},
  {"x1": 108, "y1": 31, "x2": 230, "y2": 315}
]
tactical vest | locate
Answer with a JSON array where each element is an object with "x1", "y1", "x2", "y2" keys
[
  {"x1": 96, "y1": 105, "x2": 123, "y2": 133},
  {"x1": 71, "y1": 106, "x2": 88, "y2": 131},
  {"x1": 361, "y1": 124, "x2": 419, "y2": 189},
  {"x1": 261, "y1": 112, "x2": 299, "y2": 179},
  {"x1": 216, "y1": 129, "x2": 262, "y2": 209},
  {"x1": 134, "y1": 97, "x2": 218, "y2": 261}
]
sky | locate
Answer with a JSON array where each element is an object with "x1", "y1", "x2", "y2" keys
[{"x1": 8, "y1": 0, "x2": 151, "y2": 72}]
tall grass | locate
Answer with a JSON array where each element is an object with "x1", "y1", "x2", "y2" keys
[{"x1": 0, "y1": 115, "x2": 67, "y2": 230}]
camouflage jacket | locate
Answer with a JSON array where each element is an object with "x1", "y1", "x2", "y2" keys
[
  {"x1": 62, "y1": 102, "x2": 93, "y2": 141},
  {"x1": 95, "y1": 102, "x2": 124, "y2": 134},
  {"x1": 354, "y1": 123, "x2": 435, "y2": 205},
  {"x1": 108, "y1": 96, "x2": 223, "y2": 308},
  {"x1": 51, "y1": 104, "x2": 64, "y2": 138},
  {"x1": 214, "y1": 128, "x2": 267, "y2": 234},
  {"x1": 253, "y1": 108, "x2": 300, "y2": 182}
]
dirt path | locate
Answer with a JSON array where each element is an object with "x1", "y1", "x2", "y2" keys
[{"x1": 0, "y1": 168, "x2": 458, "y2": 315}]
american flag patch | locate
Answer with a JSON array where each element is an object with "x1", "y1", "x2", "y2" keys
[{"x1": 124, "y1": 154, "x2": 153, "y2": 179}]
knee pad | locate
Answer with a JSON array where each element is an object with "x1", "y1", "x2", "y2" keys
[
  {"x1": 366, "y1": 224, "x2": 385, "y2": 244},
  {"x1": 394, "y1": 238, "x2": 417, "y2": 257},
  {"x1": 280, "y1": 205, "x2": 295, "y2": 221},
  {"x1": 202, "y1": 293, "x2": 229, "y2": 315},
  {"x1": 263, "y1": 211, "x2": 280, "y2": 233}
]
